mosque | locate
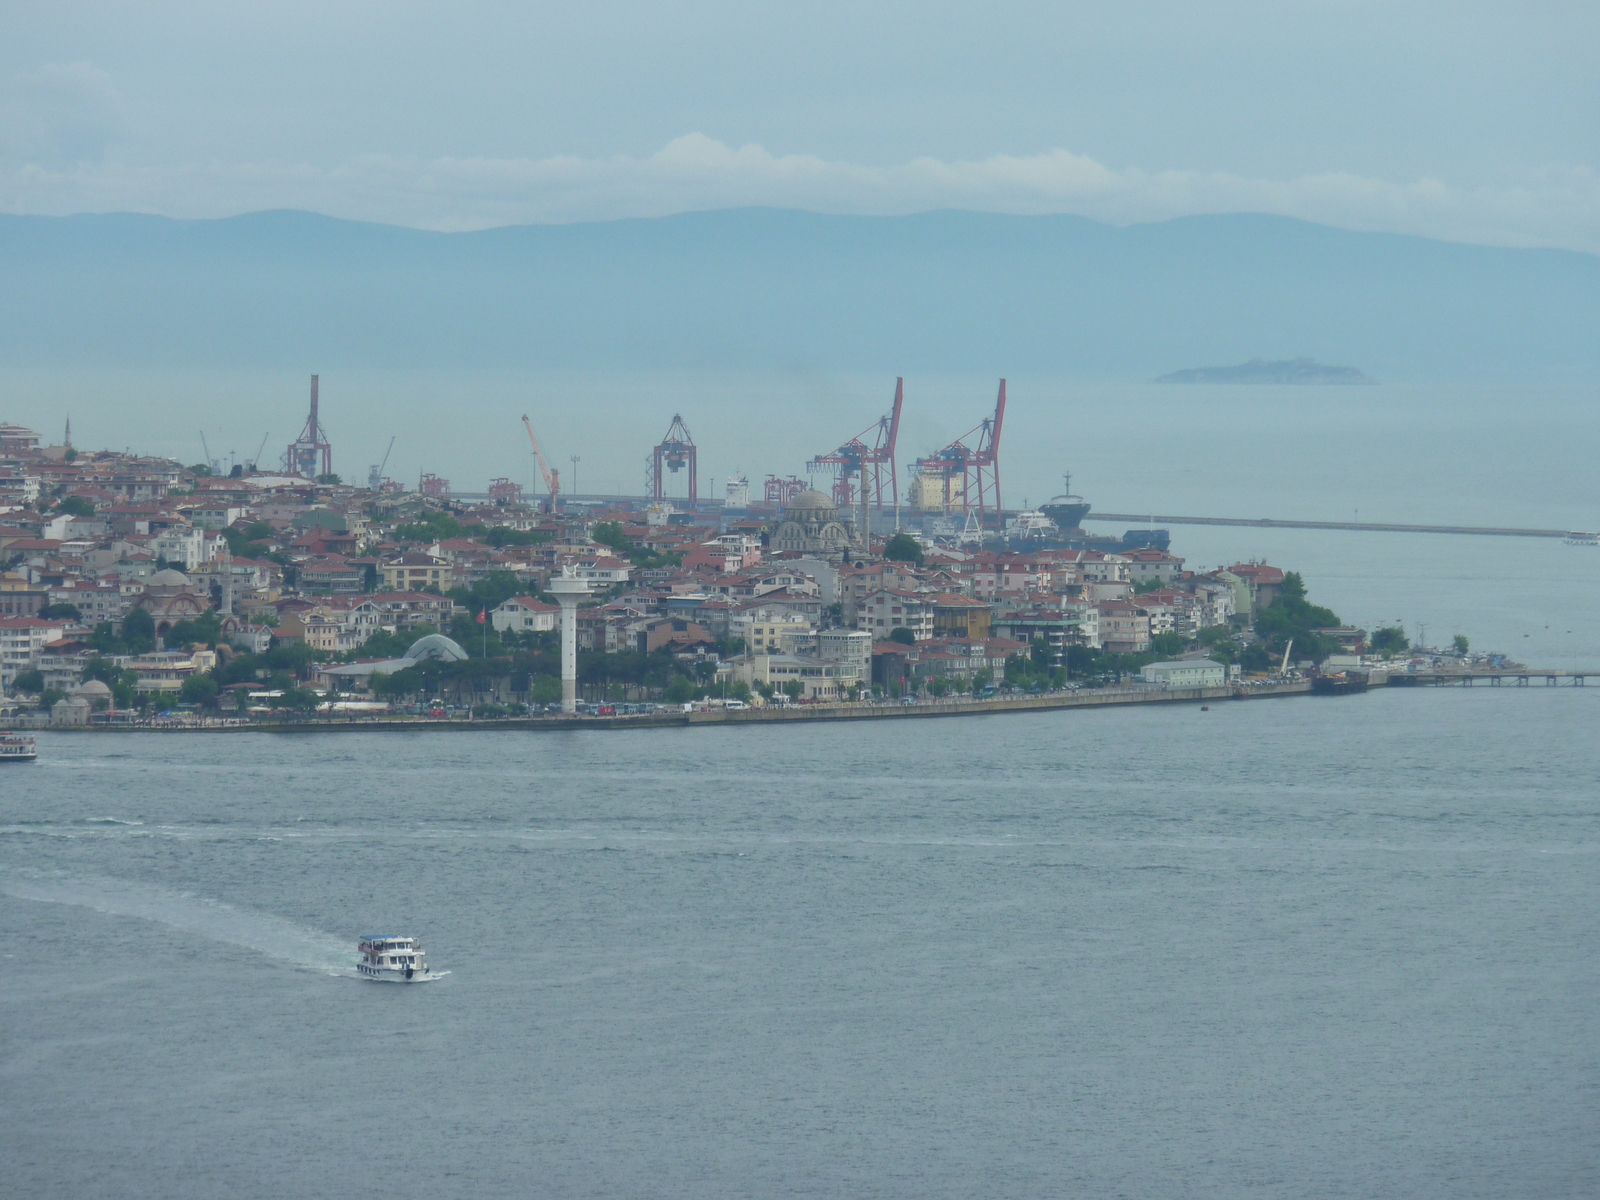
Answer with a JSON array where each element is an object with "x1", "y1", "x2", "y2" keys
[{"x1": 767, "y1": 489, "x2": 859, "y2": 561}]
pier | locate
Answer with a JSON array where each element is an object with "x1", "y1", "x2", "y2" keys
[
  {"x1": 1389, "y1": 670, "x2": 1593, "y2": 686},
  {"x1": 1084, "y1": 513, "x2": 1572, "y2": 539}
]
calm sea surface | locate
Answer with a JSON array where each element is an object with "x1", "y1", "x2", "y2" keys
[{"x1": 3, "y1": 688, "x2": 1597, "y2": 1198}]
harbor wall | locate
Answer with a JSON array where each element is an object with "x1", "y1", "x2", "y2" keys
[{"x1": 49, "y1": 680, "x2": 1315, "y2": 734}]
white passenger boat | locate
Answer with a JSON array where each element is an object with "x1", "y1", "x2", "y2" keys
[
  {"x1": 356, "y1": 934, "x2": 435, "y2": 982},
  {"x1": 1564, "y1": 531, "x2": 1599, "y2": 546},
  {"x1": 0, "y1": 735, "x2": 37, "y2": 763}
]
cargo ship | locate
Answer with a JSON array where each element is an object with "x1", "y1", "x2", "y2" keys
[{"x1": 1039, "y1": 473, "x2": 1090, "y2": 532}]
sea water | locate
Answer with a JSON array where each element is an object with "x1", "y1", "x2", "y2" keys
[{"x1": 3, "y1": 688, "x2": 1596, "y2": 1198}]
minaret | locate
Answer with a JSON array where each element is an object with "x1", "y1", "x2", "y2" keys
[{"x1": 219, "y1": 546, "x2": 234, "y2": 617}]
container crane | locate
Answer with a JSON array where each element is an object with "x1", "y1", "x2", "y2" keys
[
  {"x1": 911, "y1": 378, "x2": 1007, "y2": 529},
  {"x1": 649, "y1": 414, "x2": 697, "y2": 502},
  {"x1": 521, "y1": 415, "x2": 561, "y2": 511},
  {"x1": 368, "y1": 436, "x2": 395, "y2": 492},
  {"x1": 806, "y1": 377, "x2": 904, "y2": 535}
]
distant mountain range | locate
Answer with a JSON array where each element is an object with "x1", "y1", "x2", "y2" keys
[
  {"x1": 1156, "y1": 358, "x2": 1376, "y2": 385},
  {"x1": 1, "y1": 208, "x2": 1596, "y2": 379}
]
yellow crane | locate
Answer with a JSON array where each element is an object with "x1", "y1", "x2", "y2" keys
[{"x1": 521, "y1": 415, "x2": 561, "y2": 512}]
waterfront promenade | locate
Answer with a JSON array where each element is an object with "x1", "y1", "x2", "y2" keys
[{"x1": 23, "y1": 679, "x2": 1312, "y2": 733}]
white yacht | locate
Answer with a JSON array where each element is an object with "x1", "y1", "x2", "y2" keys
[
  {"x1": 0, "y1": 735, "x2": 37, "y2": 763},
  {"x1": 356, "y1": 935, "x2": 435, "y2": 982}
]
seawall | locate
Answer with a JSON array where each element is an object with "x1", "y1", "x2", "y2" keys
[{"x1": 50, "y1": 680, "x2": 1315, "y2": 734}]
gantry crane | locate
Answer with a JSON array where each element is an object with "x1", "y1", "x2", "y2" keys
[
  {"x1": 649, "y1": 414, "x2": 697, "y2": 502},
  {"x1": 806, "y1": 376, "x2": 904, "y2": 515},
  {"x1": 911, "y1": 379, "x2": 1007, "y2": 529},
  {"x1": 521, "y1": 415, "x2": 561, "y2": 511}
]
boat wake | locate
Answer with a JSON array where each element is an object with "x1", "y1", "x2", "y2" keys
[{"x1": 0, "y1": 870, "x2": 356, "y2": 977}]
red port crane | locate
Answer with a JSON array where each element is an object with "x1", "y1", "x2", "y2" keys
[
  {"x1": 521, "y1": 415, "x2": 561, "y2": 512},
  {"x1": 806, "y1": 377, "x2": 904, "y2": 516},
  {"x1": 912, "y1": 379, "x2": 1007, "y2": 529},
  {"x1": 285, "y1": 374, "x2": 333, "y2": 479},
  {"x1": 649, "y1": 414, "x2": 697, "y2": 502}
]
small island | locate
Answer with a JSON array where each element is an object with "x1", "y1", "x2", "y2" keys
[{"x1": 1155, "y1": 358, "x2": 1375, "y2": 385}]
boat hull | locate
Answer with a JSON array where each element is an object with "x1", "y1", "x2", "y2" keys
[{"x1": 355, "y1": 963, "x2": 438, "y2": 983}]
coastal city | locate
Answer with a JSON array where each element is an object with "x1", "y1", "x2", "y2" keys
[{"x1": 0, "y1": 380, "x2": 1503, "y2": 729}]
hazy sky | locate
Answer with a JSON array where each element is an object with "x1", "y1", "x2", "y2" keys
[{"x1": 2, "y1": 2, "x2": 1596, "y2": 246}]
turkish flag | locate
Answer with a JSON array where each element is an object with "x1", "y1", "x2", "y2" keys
[{"x1": 477, "y1": 609, "x2": 486, "y2": 624}]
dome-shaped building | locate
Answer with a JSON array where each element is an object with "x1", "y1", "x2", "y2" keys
[
  {"x1": 769, "y1": 489, "x2": 858, "y2": 560},
  {"x1": 138, "y1": 567, "x2": 211, "y2": 640}
]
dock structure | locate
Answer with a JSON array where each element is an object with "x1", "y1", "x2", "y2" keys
[
  {"x1": 1085, "y1": 513, "x2": 1571, "y2": 539},
  {"x1": 1391, "y1": 671, "x2": 1593, "y2": 686}
]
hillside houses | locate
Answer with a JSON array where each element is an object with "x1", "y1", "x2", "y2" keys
[{"x1": 0, "y1": 425, "x2": 1278, "y2": 719}]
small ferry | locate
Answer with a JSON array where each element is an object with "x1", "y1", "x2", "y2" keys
[
  {"x1": 1564, "y1": 531, "x2": 1598, "y2": 547},
  {"x1": 356, "y1": 935, "x2": 434, "y2": 982},
  {"x1": 0, "y1": 735, "x2": 37, "y2": 763}
]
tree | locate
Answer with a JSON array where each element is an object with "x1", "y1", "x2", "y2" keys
[
  {"x1": 1065, "y1": 645, "x2": 1098, "y2": 678},
  {"x1": 120, "y1": 608, "x2": 156, "y2": 654},
  {"x1": 447, "y1": 570, "x2": 523, "y2": 616},
  {"x1": 1149, "y1": 631, "x2": 1186, "y2": 657},
  {"x1": 1369, "y1": 626, "x2": 1409, "y2": 657},
  {"x1": 1030, "y1": 636, "x2": 1054, "y2": 670},
  {"x1": 38, "y1": 603, "x2": 81, "y2": 621},
  {"x1": 1452, "y1": 634, "x2": 1470, "y2": 656},
  {"x1": 590, "y1": 521, "x2": 630, "y2": 552},
  {"x1": 528, "y1": 674, "x2": 562, "y2": 705},
  {"x1": 316, "y1": 473, "x2": 342, "y2": 486},
  {"x1": 664, "y1": 675, "x2": 696, "y2": 704},
  {"x1": 928, "y1": 676, "x2": 949, "y2": 697},
  {"x1": 1131, "y1": 576, "x2": 1164, "y2": 594},
  {"x1": 36, "y1": 687, "x2": 66, "y2": 712},
  {"x1": 56, "y1": 495, "x2": 95, "y2": 517},
  {"x1": 1252, "y1": 576, "x2": 1340, "y2": 665},
  {"x1": 63, "y1": 448, "x2": 77, "y2": 463},
  {"x1": 883, "y1": 533, "x2": 924, "y2": 566},
  {"x1": 179, "y1": 673, "x2": 219, "y2": 706},
  {"x1": 888, "y1": 627, "x2": 916, "y2": 646},
  {"x1": 484, "y1": 526, "x2": 550, "y2": 548},
  {"x1": 781, "y1": 679, "x2": 804, "y2": 702},
  {"x1": 371, "y1": 667, "x2": 423, "y2": 698},
  {"x1": 393, "y1": 511, "x2": 466, "y2": 543},
  {"x1": 277, "y1": 687, "x2": 323, "y2": 713},
  {"x1": 12, "y1": 668, "x2": 44, "y2": 693},
  {"x1": 165, "y1": 611, "x2": 223, "y2": 649}
]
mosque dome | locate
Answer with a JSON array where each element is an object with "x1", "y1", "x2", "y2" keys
[
  {"x1": 76, "y1": 680, "x2": 114, "y2": 699},
  {"x1": 787, "y1": 489, "x2": 836, "y2": 512},
  {"x1": 148, "y1": 568, "x2": 191, "y2": 590}
]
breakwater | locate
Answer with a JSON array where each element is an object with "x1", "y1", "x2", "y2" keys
[{"x1": 1085, "y1": 512, "x2": 1571, "y2": 538}]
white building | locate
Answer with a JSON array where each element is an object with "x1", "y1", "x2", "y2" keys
[
  {"x1": 730, "y1": 654, "x2": 861, "y2": 701},
  {"x1": 856, "y1": 589, "x2": 936, "y2": 641},
  {"x1": 1141, "y1": 659, "x2": 1230, "y2": 688},
  {"x1": 152, "y1": 526, "x2": 218, "y2": 570},
  {"x1": 735, "y1": 608, "x2": 813, "y2": 654},
  {"x1": 817, "y1": 629, "x2": 872, "y2": 673},
  {"x1": 491, "y1": 596, "x2": 560, "y2": 633},
  {"x1": 0, "y1": 616, "x2": 69, "y2": 687}
]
